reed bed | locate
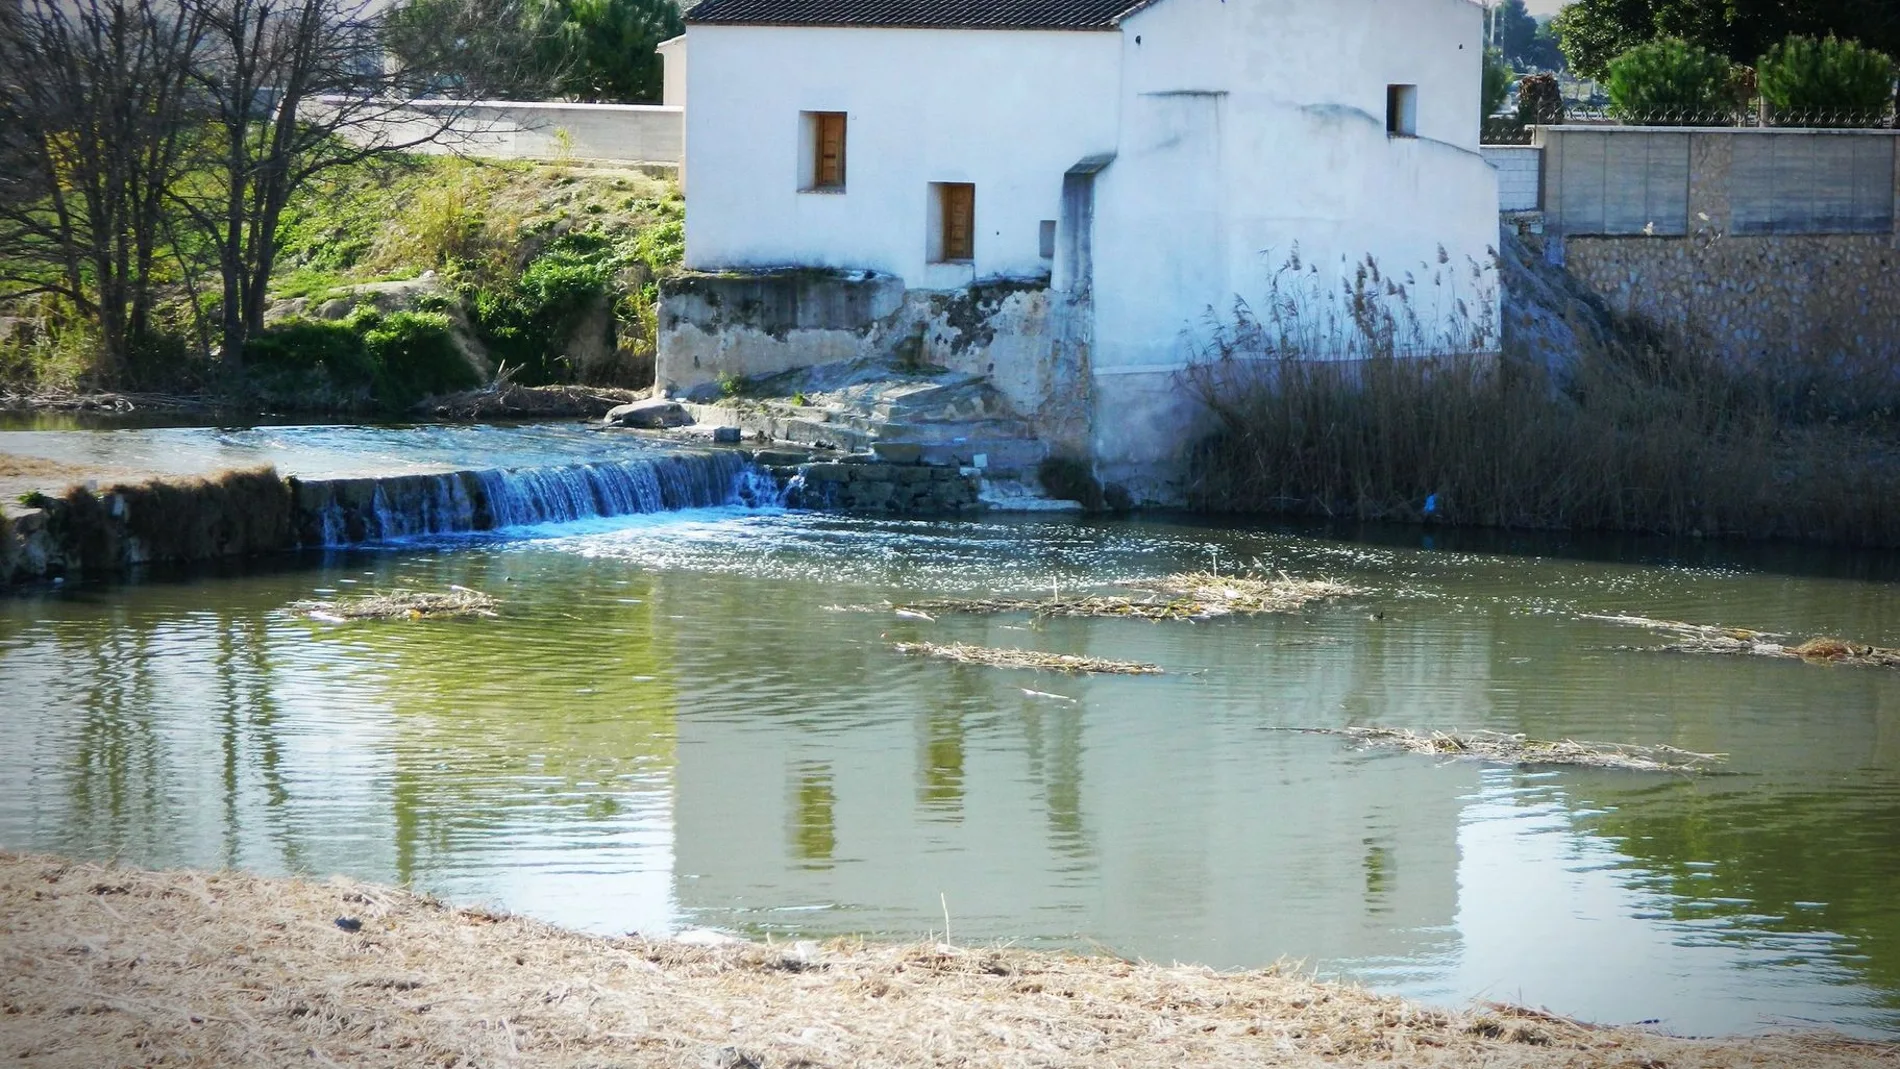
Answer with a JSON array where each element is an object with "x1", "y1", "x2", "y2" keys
[
  {"x1": 892, "y1": 641, "x2": 1162, "y2": 675},
  {"x1": 290, "y1": 585, "x2": 499, "y2": 621},
  {"x1": 2, "y1": 852, "x2": 1887, "y2": 1069},
  {"x1": 1312, "y1": 726, "x2": 1725, "y2": 773},
  {"x1": 1183, "y1": 286, "x2": 1900, "y2": 547},
  {"x1": 1586, "y1": 613, "x2": 1900, "y2": 667}
]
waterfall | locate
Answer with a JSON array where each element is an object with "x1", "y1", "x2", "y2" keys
[{"x1": 295, "y1": 451, "x2": 782, "y2": 546}]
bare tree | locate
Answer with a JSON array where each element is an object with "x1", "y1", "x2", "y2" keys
[
  {"x1": 172, "y1": 0, "x2": 476, "y2": 365},
  {"x1": 0, "y1": 0, "x2": 206, "y2": 377}
]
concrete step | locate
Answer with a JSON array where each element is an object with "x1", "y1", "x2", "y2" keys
[
  {"x1": 913, "y1": 437, "x2": 1049, "y2": 473},
  {"x1": 978, "y1": 473, "x2": 1084, "y2": 513}
]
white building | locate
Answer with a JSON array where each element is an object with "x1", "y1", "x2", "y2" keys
[{"x1": 667, "y1": 0, "x2": 1500, "y2": 500}]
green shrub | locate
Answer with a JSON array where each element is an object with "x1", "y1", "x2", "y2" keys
[
  {"x1": 1605, "y1": 38, "x2": 1735, "y2": 123},
  {"x1": 357, "y1": 309, "x2": 477, "y2": 406},
  {"x1": 1483, "y1": 50, "x2": 1515, "y2": 121},
  {"x1": 246, "y1": 310, "x2": 473, "y2": 409},
  {"x1": 246, "y1": 319, "x2": 380, "y2": 389},
  {"x1": 465, "y1": 235, "x2": 616, "y2": 384},
  {"x1": 1757, "y1": 35, "x2": 1895, "y2": 125}
]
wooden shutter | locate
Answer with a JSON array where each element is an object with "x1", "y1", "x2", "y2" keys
[
  {"x1": 942, "y1": 183, "x2": 974, "y2": 261},
  {"x1": 816, "y1": 113, "x2": 846, "y2": 189}
]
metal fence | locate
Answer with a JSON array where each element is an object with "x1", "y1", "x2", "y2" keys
[{"x1": 1483, "y1": 103, "x2": 1899, "y2": 146}]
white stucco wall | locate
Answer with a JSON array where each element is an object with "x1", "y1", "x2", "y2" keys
[
  {"x1": 1085, "y1": 0, "x2": 1499, "y2": 492},
  {"x1": 657, "y1": 35, "x2": 687, "y2": 108},
  {"x1": 682, "y1": 24, "x2": 1122, "y2": 286},
  {"x1": 677, "y1": 0, "x2": 1500, "y2": 500}
]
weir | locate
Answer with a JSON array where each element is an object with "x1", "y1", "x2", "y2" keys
[{"x1": 293, "y1": 452, "x2": 783, "y2": 545}]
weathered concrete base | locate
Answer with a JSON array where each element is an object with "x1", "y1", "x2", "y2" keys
[
  {"x1": 1087, "y1": 369, "x2": 1214, "y2": 507},
  {"x1": 658, "y1": 269, "x2": 1091, "y2": 457}
]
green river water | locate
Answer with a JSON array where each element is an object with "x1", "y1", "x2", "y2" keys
[{"x1": 3, "y1": 427, "x2": 1900, "y2": 1038}]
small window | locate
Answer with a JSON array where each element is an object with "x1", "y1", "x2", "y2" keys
[
  {"x1": 1039, "y1": 220, "x2": 1057, "y2": 260},
  {"x1": 800, "y1": 111, "x2": 846, "y2": 191},
  {"x1": 929, "y1": 182, "x2": 975, "y2": 263},
  {"x1": 1386, "y1": 85, "x2": 1417, "y2": 138}
]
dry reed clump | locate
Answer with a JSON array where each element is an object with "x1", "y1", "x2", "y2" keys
[
  {"x1": 1314, "y1": 726, "x2": 1725, "y2": 773},
  {"x1": 1585, "y1": 613, "x2": 1900, "y2": 667},
  {"x1": 1124, "y1": 572, "x2": 1359, "y2": 612},
  {"x1": 117, "y1": 466, "x2": 294, "y2": 563},
  {"x1": 869, "y1": 573, "x2": 1357, "y2": 623},
  {"x1": 290, "y1": 585, "x2": 499, "y2": 621},
  {"x1": 28, "y1": 465, "x2": 295, "y2": 571},
  {"x1": 3, "y1": 852, "x2": 1888, "y2": 1069},
  {"x1": 893, "y1": 641, "x2": 1162, "y2": 675}
]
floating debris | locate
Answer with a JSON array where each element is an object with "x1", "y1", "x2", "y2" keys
[
  {"x1": 1584, "y1": 614, "x2": 1900, "y2": 668},
  {"x1": 1310, "y1": 726, "x2": 1724, "y2": 773},
  {"x1": 893, "y1": 641, "x2": 1162, "y2": 675},
  {"x1": 1123, "y1": 573, "x2": 1359, "y2": 614},
  {"x1": 858, "y1": 573, "x2": 1357, "y2": 623},
  {"x1": 291, "y1": 586, "x2": 500, "y2": 621}
]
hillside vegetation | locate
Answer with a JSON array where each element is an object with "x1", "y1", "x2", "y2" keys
[{"x1": 1, "y1": 156, "x2": 682, "y2": 412}]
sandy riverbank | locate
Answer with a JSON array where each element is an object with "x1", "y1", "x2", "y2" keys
[{"x1": 1, "y1": 854, "x2": 1893, "y2": 1067}]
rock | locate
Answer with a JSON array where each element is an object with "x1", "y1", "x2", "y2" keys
[
  {"x1": 871, "y1": 441, "x2": 925, "y2": 464},
  {"x1": 752, "y1": 449, "x2": 810, "y2": 466},
  {"x1": 701, "y1": 1047, "x2": 764, "y2": 1069},
  {"x1": 605, "y1": 399, "x2": 691, "y2": 429},
  {"x1": 711, "y1": 426, "x2": 742, "y2": 444}
]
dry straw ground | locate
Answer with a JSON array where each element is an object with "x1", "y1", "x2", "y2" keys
[{"x1": 3, "y1": 853, "x2": 1893, "y2": 1068}]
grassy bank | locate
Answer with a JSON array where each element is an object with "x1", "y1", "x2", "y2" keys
[
  {"x1": 1186, "y1": 347, "x2": 1900, "y2": 547},
  {"x1": 0, "y1": 853, "x2": 1889, "y2": 1067},
  {"x1": 1, "y1": 156, "x2": 681, "y2": 413}
]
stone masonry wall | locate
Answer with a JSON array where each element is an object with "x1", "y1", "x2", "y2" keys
[{"x1": 775, "y1": 460, "x2": 980, "y2": 513}]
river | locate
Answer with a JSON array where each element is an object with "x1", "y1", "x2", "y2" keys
[{"x1": 2, "y1": 423, "x2": 1899, "y2": 1039}]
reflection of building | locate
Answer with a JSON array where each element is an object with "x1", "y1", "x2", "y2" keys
[{"x1": 673, "y1": 612, "x2": 1478, "y2": 970}]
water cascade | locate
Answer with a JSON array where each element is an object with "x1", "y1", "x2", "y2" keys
[{"x1": 292, "y1": 451, "x2": 781, "y2": 546}]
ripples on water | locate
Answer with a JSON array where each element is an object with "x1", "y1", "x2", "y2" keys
[{"x1": 4, "y1": 505, "x2": 1900, "y2": 1038}]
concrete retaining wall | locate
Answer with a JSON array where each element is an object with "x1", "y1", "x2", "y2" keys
[
  {"x1": 331, "y1": 99, "x2": 683, "y2": 166},
  {"x1": 1538, "y1": 126, "x2": 1900, "y2": 238}
]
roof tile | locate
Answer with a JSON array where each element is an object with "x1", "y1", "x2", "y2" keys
[{"x1": 684, "y1": 0, "x2": 1148, "y2": 30}]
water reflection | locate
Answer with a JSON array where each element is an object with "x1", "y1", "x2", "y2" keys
[{"x1": 2, "y1": 511, "x2": 1900, "y2": 1036}]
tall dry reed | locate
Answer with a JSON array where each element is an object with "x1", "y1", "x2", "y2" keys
[{"x1": 1184, "y1": 252, "x2": 1900, "y2": 547}]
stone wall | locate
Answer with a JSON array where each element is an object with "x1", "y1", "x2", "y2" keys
[
  {"x1": 773, "y1": 460, "x2": 980, "y2": 513},
  {"x1": 1535, "y1": 127, "x2": 1900, "y2": 369}
]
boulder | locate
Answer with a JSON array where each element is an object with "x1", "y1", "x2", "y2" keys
[
  {"x1": 605, "y1": 398, "x2": 692, "y2": 429},
  {"x1": 870, "y1": 441, "x2": 925, "y2": 465}
]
